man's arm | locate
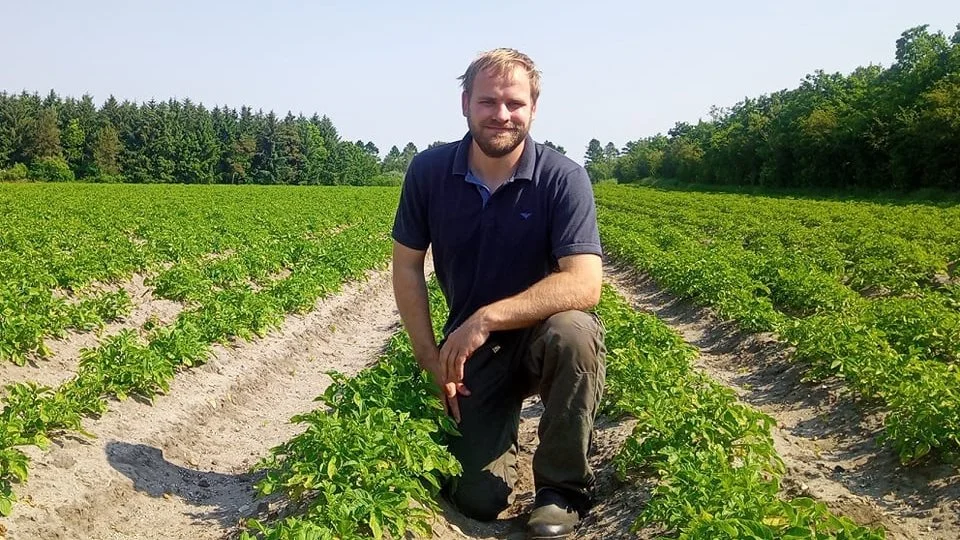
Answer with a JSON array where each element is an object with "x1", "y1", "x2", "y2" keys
[
  {"x1": 474, "y1": 253, "x2": 602, "y2": 331},
  {"x1": 392, "y1": 241, "x2": 440, "y2": 367},
  {"x1": 392, "y1": 241, "x2": 466, "y2": 418},
  {"x1": 438, "y1": 252, "x2": 602, "y2": 392}
]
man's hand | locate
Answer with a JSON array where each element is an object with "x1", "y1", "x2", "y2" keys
[
  {"x1": 415, "y1": 345, "x2": 466, "y2": 424},
  {"x1": 437, "y1": 312, "x2": 488, "y2": 422},
  {"x1": 416, "y1": 346, "x2": 455, "y2": 419}
]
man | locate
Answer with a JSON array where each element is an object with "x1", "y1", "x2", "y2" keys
[{"x1": 391, "y1": 48, "x2": 605, "y2": 539}]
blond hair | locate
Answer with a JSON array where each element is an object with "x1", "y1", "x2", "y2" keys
[{"x1": 458, "y1": 48, "x2": 541, "y2": 102}]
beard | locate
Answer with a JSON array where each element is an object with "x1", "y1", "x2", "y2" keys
[{"x1": 467, "y1": 114, "x2": 529, "y2": 158}]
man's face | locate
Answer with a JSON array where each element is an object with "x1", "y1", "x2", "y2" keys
[{"x1": 462, "y1": 66, "x2": 537, "y2": 158}]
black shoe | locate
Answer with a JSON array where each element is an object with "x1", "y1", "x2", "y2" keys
[{"x1": 526, "y1": 488, "x2": 581, "y2": 539}]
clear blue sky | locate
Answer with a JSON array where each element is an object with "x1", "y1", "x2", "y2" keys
[{"x1": 2, "y1": 1, "x2": 958, "y2": 164}]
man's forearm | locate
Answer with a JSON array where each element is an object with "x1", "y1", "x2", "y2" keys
[
  {"x1": 392, "y1": 262, "x2": 437, "y2": 366},
  {"x1": 475, "y1": 260, "x2": 601, "y2": 333}
]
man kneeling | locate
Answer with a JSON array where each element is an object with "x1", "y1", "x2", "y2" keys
[{"x1": 391, "y1": 48, "x2": 606, "y2": 539}]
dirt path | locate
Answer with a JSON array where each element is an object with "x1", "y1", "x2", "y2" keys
[
  {"x1": 0, "y1": 265, "x2": 408, "y2": 540},
  {"x1": 603, "y1": 264, "x2": 960, "y2": 540}
]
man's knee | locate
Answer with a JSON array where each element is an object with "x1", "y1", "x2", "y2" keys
[
  {"x1": 540, "y1": 310, "x2": 604, "y2": 372},
  {"x1": 447, "y1": 473, "x2": 513, "y2": 521}
]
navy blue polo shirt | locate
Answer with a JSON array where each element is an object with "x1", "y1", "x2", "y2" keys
[{"x1": 392, "y1": 132, "x2": 602, "y2": 337}]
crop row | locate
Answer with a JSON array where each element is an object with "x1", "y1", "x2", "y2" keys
[
  {"x1": 241, "y1": 283, "x2": 458, "y2": 539},
  {"x1": 595, "y1": 184, "x2": 960, "y2": 463}
]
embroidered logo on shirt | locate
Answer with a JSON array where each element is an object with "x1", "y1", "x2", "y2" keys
[{"x1": 520, "y1": 212, "x2": 532, "y2": 220}]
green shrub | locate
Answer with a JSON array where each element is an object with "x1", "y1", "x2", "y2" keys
[
  {"x1": 0, "y1": 163, "x2": 29, "y2": 181},
  {"x1": 91, "y1": 173, "x2": 124, "y2": 183},
  {"x1": 28, "y1": 156, "x2": 75, "y2": 182},
  {"x1": 362, "y1": 172, "x2": 403, "y2": 186}
]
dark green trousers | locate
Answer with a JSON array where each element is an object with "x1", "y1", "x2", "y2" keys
[{"x1": 444, "y1": 310, "x2": 606, "y2": 521}]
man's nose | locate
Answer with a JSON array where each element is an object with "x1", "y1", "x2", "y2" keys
[{"x1": 493, "y1": 103, "x2": 510, "y2": 122}]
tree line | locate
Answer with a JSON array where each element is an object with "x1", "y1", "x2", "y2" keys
[
  {"x1": 585, "y1": 25, "x2": 960, "y2": 191},
  {"x1": 0, "y1": 91, "x2": 434, "y2": 185}
]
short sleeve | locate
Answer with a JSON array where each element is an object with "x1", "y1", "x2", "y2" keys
[
  {"x1": 551, "y1": 166, "x2": 602, "y2": 259},
  {"x1": 391, "y1": 160, "x2": 430, "y2": 250}
]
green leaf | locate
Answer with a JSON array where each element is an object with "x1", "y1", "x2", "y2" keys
[
  {"x1": 369, "y1": 512, "x2": 383, "y2": 539},
  {"x1": 0, "y1": 494, "x2": 13, "y2": 516}
]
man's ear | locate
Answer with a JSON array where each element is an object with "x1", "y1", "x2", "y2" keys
[{"x1": 461, "y1": 91, "x2": 469, "y2": 117}]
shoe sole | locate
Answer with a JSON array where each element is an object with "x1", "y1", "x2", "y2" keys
[{"x1": 527, "y1": 533, "x2": 574, "y2": 540}]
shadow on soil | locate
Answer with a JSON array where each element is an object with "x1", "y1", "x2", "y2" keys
[{"x1": 105, "y1": 440, "x2": 263, "y2": 532}]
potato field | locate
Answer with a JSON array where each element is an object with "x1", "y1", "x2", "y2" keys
[{"x1": 0, "y1": 183, "x2": 957, "y2": 540}]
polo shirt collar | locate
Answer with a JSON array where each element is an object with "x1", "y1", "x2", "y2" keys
[{"x1": 452, "y1": 131, "x2": 535, "y2": 181}]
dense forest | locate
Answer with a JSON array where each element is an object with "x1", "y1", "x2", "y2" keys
[
  {"x1": 0, "y1": 91, "x2": 575, "y2": 187},
  {"x1": 586, "y1": 25, "x2": 960, "y2": 191},
  {"x1": 0, "y1": 92, "x2": 437, "y2": 185}
]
